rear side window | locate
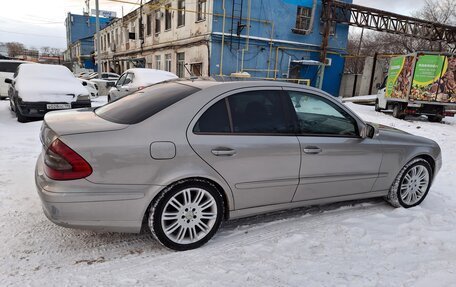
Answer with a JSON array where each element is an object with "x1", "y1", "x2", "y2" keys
[
  {"x1": 228, "y1": 90, "x2": 290, "y2": 133},
  {"x1": 0, "y1": 62, "x2": 22, "y2": 73},
  {"x1": 96, "y1": 82, "x2": 200, "y2": 124},
  {"x1": 193, "y1": 99, "x2": 230, "y2": 133}
]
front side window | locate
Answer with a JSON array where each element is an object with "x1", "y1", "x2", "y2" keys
[
  {"x1": 124, "y1": 73, "x2": 134, "y2": 85},
  {"x1": 287, "y1": 91, "x2": 358, "y2": 136},
  {"x1": 116, "y1": 73, "x2": 127, "y2": 86},
  {"x1": 177, "y1": 0, "x2": 185, "y2": 27},
  {"x1": 229, "y1": 90, "x2": 290, "y2": 134}
]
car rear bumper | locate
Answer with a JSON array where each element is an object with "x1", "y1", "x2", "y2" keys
[
  {"x1": 17, "y1": 100, "x2": 92, "y2": 118},
  {"x1": 35, "y1": 154, "x2": 162, "y2": 233}
]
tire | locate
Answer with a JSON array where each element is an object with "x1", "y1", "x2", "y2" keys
[
  {"x1": 385, "y1": 158, "x2": 433, "y2": 208},
  {"x1": 14, "y1": 102, "x2": 28, "y2": 123},
  {"x1": 392, "y1": 104, "x2": 405, "y2": 119},
  {"x1": 149, "y1": 180, "x2": 224, "y2": 251},
  {"x1": 427, "y1": 115, "x2": 443, "y2": 123},
  {"x1": 374, "y1": 99, "x2": 382, "y2": 112}
]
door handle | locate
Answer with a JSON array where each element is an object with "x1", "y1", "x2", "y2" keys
[
  {"x1": 303, "y1": 146, "x2": 322, "y2": 154},
  {"x1": 211, "y1": 148, "x2": 236, "y2": 156}
]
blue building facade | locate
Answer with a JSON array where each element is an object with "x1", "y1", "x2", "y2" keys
[
  {"x1": 210, "y1": 0, "x2": 351, "y2": 96},
  {"x1": 65, "y1": 13, "x2": 112, "y2": 46}
]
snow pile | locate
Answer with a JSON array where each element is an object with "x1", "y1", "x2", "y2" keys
[
  {"x1": 15, "y1": 64, "x2": 88, "y2": 102},
  {"x1": 0, "y1": 100, "x2": 456, "y2": 286}
]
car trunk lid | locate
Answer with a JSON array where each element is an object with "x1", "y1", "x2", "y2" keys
[{"x1": 42, "y1": 108, "x2": 128, "y2": 139}]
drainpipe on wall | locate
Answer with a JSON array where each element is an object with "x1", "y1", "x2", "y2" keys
[{"x1": 219, "y1": 0, "x2": 226, "y2": 76}]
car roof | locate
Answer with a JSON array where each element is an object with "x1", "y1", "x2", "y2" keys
[
  {"x1": 0, "y1": 60, "x2": 29, "y2": 63},
  {"x1": 176, "y1": 79, "x2": 329, "y2": 96}
]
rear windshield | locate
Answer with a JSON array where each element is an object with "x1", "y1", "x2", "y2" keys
[
  {"x1": 0, "y1": 62, "x2": 22, "y2": 73},
  {"x1": 96, "y1": 82, "x2": 200, "y2": 124}
]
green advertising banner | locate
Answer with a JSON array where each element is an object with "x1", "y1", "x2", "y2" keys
[{"x1": 386, "y1": 55, "x2": 415, "y2": 100}]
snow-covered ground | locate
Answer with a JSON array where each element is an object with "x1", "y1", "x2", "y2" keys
[{"x1": 1, "y1": 98, "x2": 456, "y2": 286}]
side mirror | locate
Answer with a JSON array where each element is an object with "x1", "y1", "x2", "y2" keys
[
  {"x1": 4, "y1": 78, "x2": 13, "y2": 84},
  {"x1": 82, "y1": 81, "x2": 88, "y2": 86},
  {"x1": 360, "y1": 124, "x2": 375, "y2": 139}
]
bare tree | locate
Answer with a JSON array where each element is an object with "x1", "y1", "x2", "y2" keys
[{"x1": 6, "y1": 42, "x2": 25, "y2": 57}]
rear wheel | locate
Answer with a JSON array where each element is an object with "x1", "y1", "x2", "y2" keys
[
  {"x1": 385, "y1": 158, "x2": 432, "y2": 208},
  {"x1": 392, "y1": 104, "x2": 406, "y2": 119},
  {"x1": 427, "y1": 115, "x2": 443, "y2": 123},
  {"x1": 149, "y1": 180, "x2": 224, "y2": 251}
]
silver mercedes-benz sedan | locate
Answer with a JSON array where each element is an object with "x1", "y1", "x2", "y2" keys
[{"x1": 35, "y1": 80, "x2": 442, "y2": 251}]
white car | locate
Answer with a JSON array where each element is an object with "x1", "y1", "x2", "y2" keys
[
  {"x1": 78, "y1": 78, "x2": 99, "y2": 99},
  {"x1": 88, "y1": 72, "x2": 120, "y2": 80},
  {"x1": 0, "y1": 60, "x2": 28, "y2": 100},
  {"x1": 6, "y1": 64, "x2": 91, "y2": 122},
  {"x1": 108, "y1": 68, "x2": 178, "y2": 102}
]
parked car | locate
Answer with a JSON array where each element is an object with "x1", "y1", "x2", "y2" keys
[
  {"x1": 87, "y1": 72, "x2": 120, "y2": 80},
  {"x1": 108, "y1": 68, "x2": 178, "y2": 102},
  {"x1": 0, "y1": 60, "x2": 28, "y2": 100},
  {"x1": 35, "y1": 80, "x2": 441, "y2": 251},
  {"x1": 77, "y1": 78, "x2": 98, "y2": 99},
  {"x1": 6, "y1": 64, "x2": 91, "y2": 122}
]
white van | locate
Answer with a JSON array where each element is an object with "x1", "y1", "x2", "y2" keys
[{"x1": 0, "y1": 60, "x2": 27, "y2": 100}]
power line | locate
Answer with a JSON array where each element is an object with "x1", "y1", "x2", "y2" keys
[{"x1": 0, "y1": 29, "x2": 65, "y2": 38}]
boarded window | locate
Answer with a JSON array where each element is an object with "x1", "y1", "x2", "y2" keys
[{"x1": 294, "y1": 6, "x2": 312, "y2": 33}]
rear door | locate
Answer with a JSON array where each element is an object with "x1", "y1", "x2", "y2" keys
[
  {"x1": 284, "y1": 89, "x2": 383, "y2": 201},
  {"x1": 187, "y1": 87, "x2": 301, "y2": 210}
]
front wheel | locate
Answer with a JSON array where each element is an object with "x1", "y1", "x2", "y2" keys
[
  {"x1": 149, "y1": 181, "x2": 224, "y2": 251},
  {"x1": 385, "y1": 158, "x2": 433, "y2": 208},
  {"x1": 375, "y1": 99, "x2": 382, "y2": 112}
]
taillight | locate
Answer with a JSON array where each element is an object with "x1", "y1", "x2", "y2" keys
[{"x1": 44, "y1": 139, "x2": 92, "y2": 180}]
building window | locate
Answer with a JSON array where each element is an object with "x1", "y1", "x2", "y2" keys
[
  {"x1": 190, "y1": 63, "x2": 202, "y2": 76},
  {"x1": 165, "y1": 54, "x2": 172, "y2": 72},
  {"x1": 155, "y1": 55, "x2": 161, "y2": 70},
  {"x1": 294, "y1": 6, "x2": 312, "y2": 33},
  {"x1": 197, "y1": 0, "x2": 207, "y2": 21},
  {"x1": 165, "y1": 4, "x2": 172, "y2": 31},
  {"x1": 146, "y1": 14, "x2": 152, "y2": 36},
  {"x1": 177, "y1": 0, "x2": 185, "y2": 27},
  {"x1": 155, "y1": 10, "x2": 161, "y2": 34},
  {"x1": 176, "y1": 52, "x2": 185, "y2": 78}
]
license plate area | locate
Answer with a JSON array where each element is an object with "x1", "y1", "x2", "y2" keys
[{"x1": 47, "y1": 103, "x2": 71, "y2": 110}]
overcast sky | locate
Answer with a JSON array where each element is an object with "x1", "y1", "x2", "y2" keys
[{"x1": 0, "y1": 0, "x2": 426, "y2": 50}]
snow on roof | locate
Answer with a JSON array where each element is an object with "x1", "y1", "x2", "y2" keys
[
  {"x1": 15, "y1": 64, "x2": 88, "y2": 102},
  {"x1": 127, "y1": 68, "x2": 178, "y2": 85}
]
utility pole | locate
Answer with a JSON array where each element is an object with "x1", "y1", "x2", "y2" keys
[
  {"x1": 317, "y1": 0, "x2": 332, "y2": 90},
  {"x1": 95, "y1": 0, "x2": 102, "y2": 79}
]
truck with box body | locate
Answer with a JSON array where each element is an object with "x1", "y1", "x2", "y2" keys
[{"x1": 376, "y1": 52, "x2": 456, "y2": 122}]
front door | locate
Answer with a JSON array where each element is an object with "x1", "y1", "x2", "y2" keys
[
  {"x1": 284, "y1": 89, "x2": 383, "y2": 202},
  {"x1": 187, "y1": 87, "x2": 301, "y2": 210}
]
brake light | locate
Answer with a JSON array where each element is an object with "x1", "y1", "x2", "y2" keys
[{"x1": 44, "y1": 139, "x2": 92, "y2": 180}]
